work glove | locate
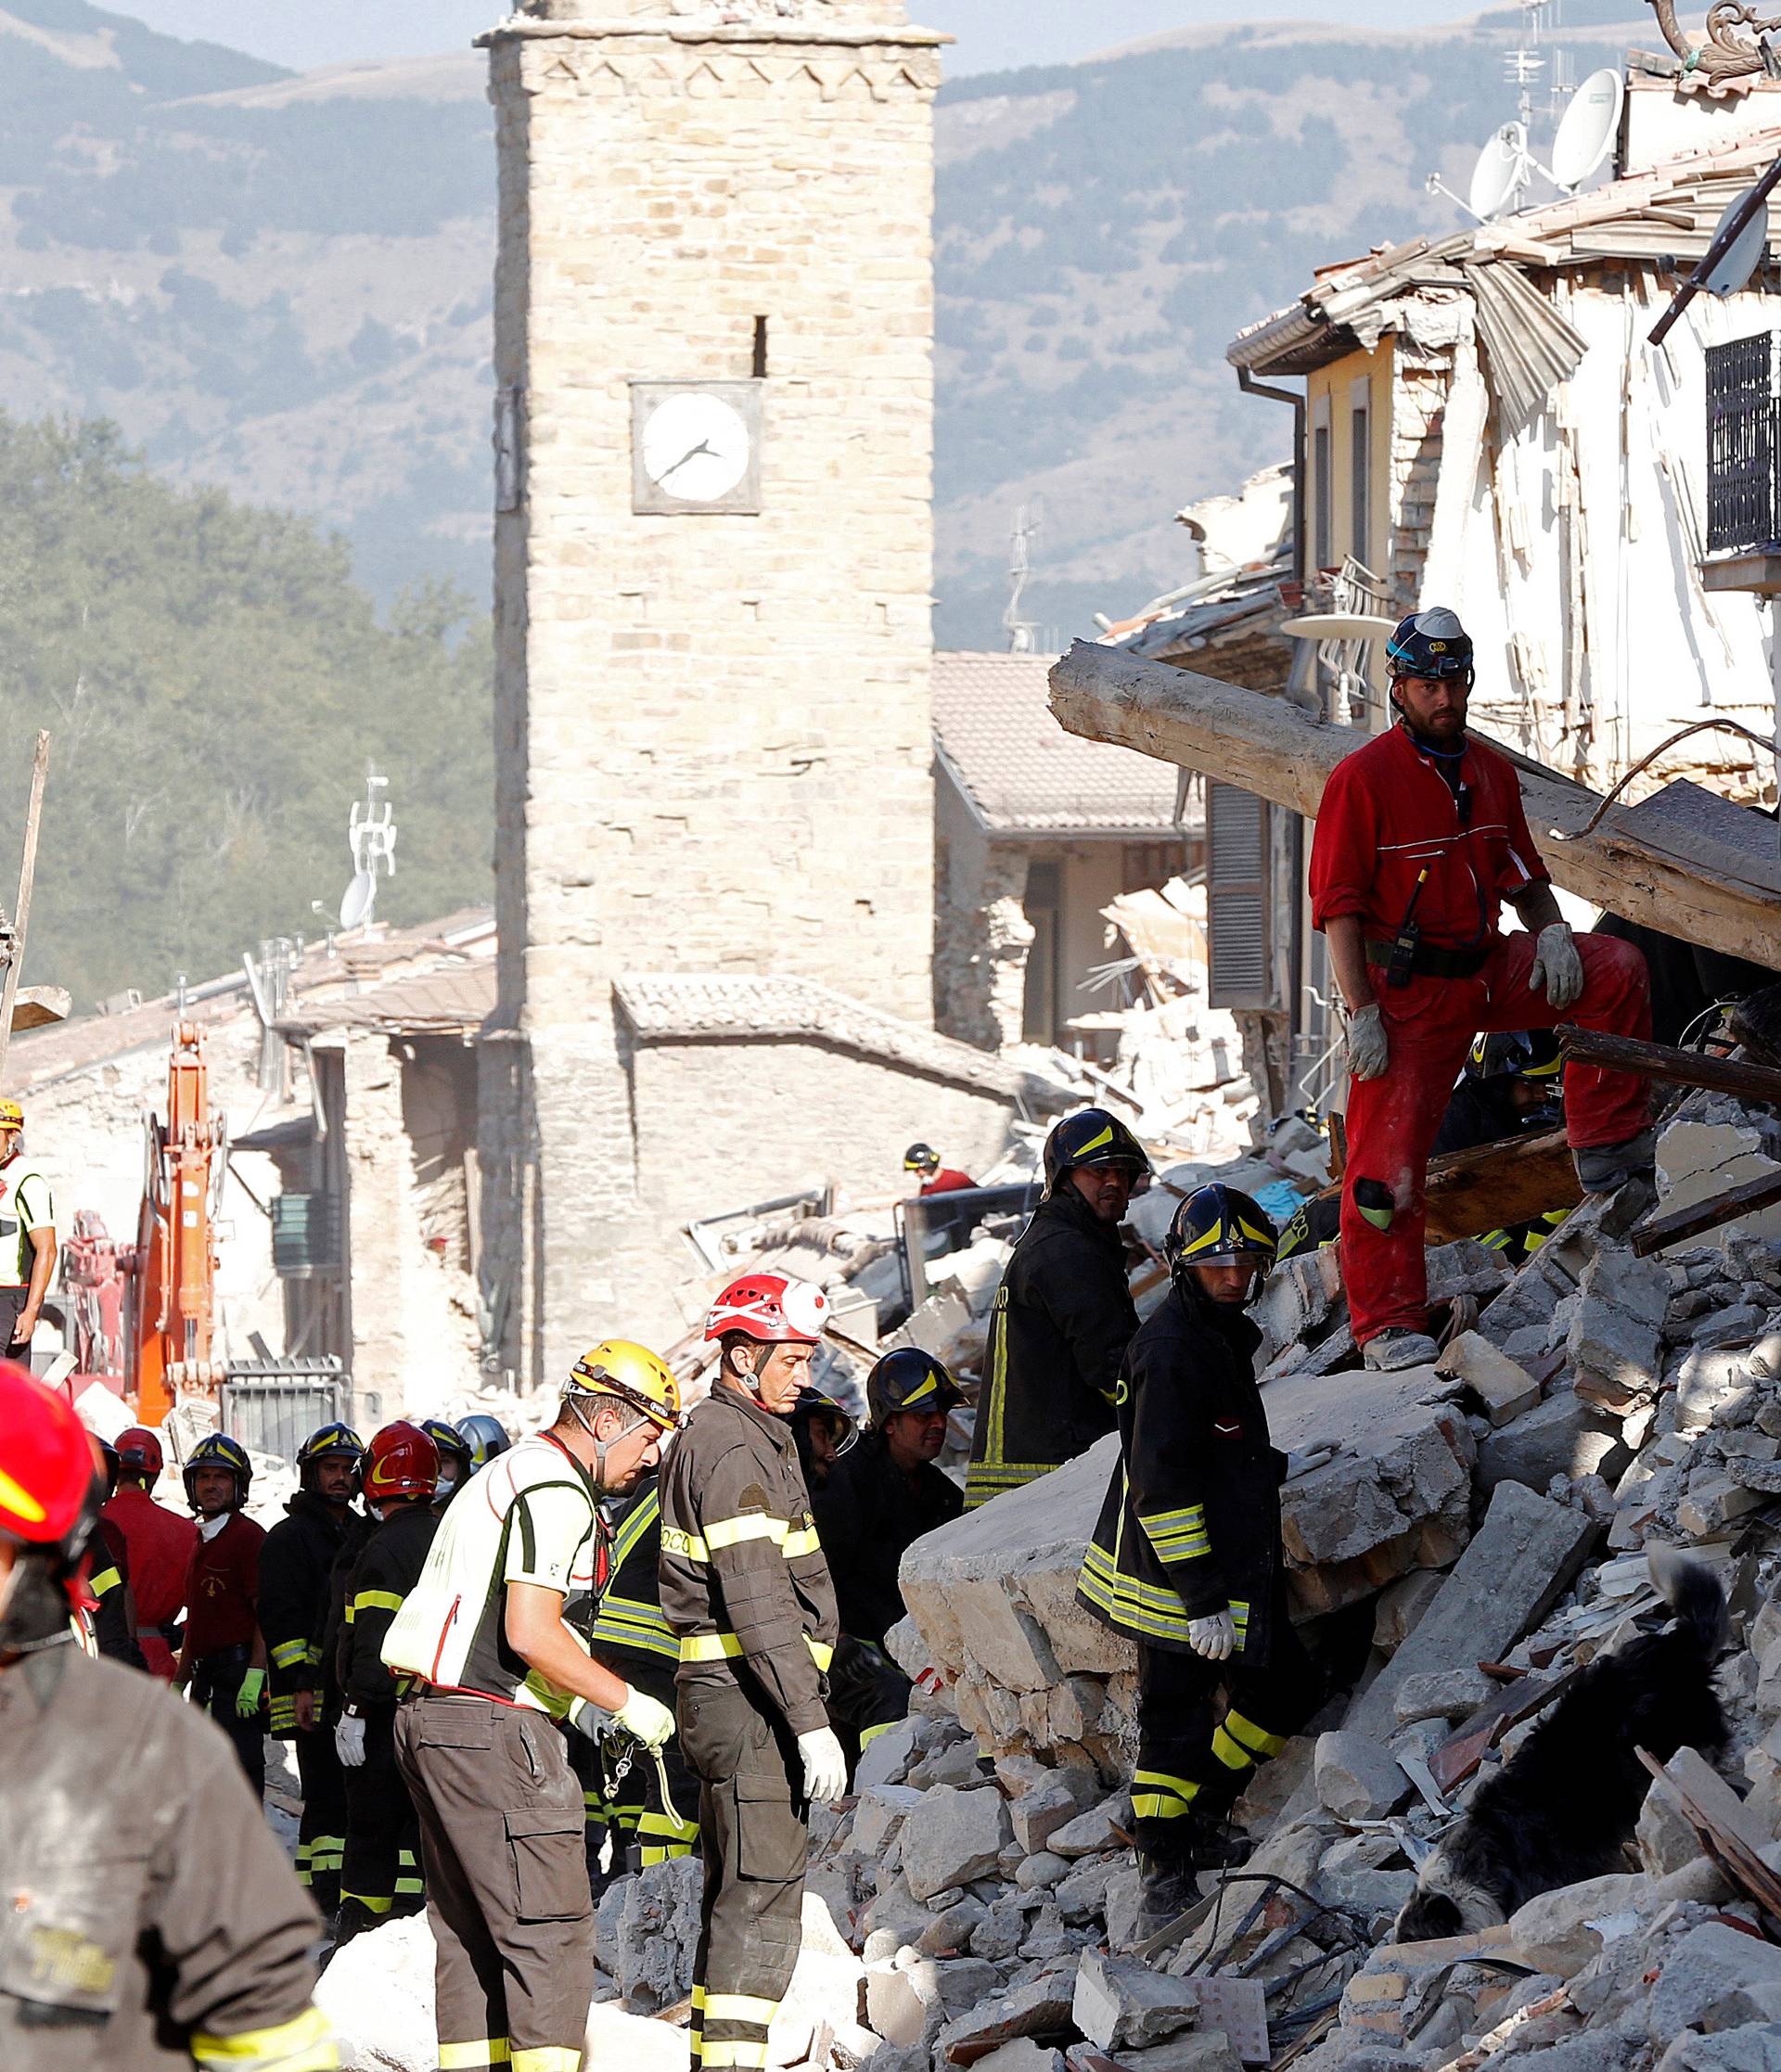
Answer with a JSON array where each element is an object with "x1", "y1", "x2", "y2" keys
[
  {"x1": 235, "y1": 1667, "x2": 266, "y2": 1720},
  {"x1": 1529, "y1": 922, "x2": 1583, "y2": 1011},
  {"x1": 1346, "y1": 1003, "x2": 1389, "y2": 1082},
  {"x1": 1284, "y1": 1442, "x2": 1339, "y2": 1482},
  {"x1": 797, "y1": 1726, "x2": 849, "y2": 1806},
  {"x1": 335, "y1": 1711, "x2": 367, "y2": 1768},
  {"x1": 1186, "y1": 1611, "x2": 1236, "y2": 1662},
  {"x1": 612, "y1": 1685, "x2": 676, "y2": 1752}
]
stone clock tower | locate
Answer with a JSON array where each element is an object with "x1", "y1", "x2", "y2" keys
[{"x1": 481, "y1": 0, "x2": 944, "y2": 1380}]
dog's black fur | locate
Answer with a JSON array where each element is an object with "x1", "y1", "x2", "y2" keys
[{"x1": 1391, "y1": 1549, "x2": 1728, "y2": 1944}]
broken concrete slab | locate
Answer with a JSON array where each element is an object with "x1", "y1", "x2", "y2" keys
[
  {"x1": 1637, "y1": 1746, "x2": 1769, "y2": 1877},
  {"x1": 901, "y1": 1784, "x2": 1013, "y2": 1903},
  {"x1": 1476, "y1": 1386, "x2": 1632, "y2": 1496},
  {"x1": 1658, "y1": 1097, "x2": 1781, "y2": 1260},
  {"x1": 1072, "y1": 1947, "x2": 1204, "y2": 2051},
  {"x1": 1437, "y1": 1330, "x2": 1543, "y2": 1426},
  {"x1": 933, "y1": 1958, "x2": 1081, "y2": 2063},
  {"x1": 1569, "y1": 1246, "x2": 1670, "y2": 1411},
  {"x1": 1047, "y1": 1793, "x2": 1129, "y2": 1858},
  {"x1": 1342, "y1": 1480, "x2": 1599, "y2": 1744},
  {"x1": 1008, "y1": 1767, "x2": 1103, "y2": 1856},
  {"x1": 1313, "y1": 1732, "x2": 1410, "y2": 1822}
]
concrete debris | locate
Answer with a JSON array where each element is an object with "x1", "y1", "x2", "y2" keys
[
  {"x1": 1071, "y1": 1946, "x2": 1202, "y2": 2049},
  {"x1": 1313, "y1": 1730, "x2": 1412, "y2": 1822},
  {"x1": 900, "y1": 1783, "x2": 1014, "y2": 1901}
]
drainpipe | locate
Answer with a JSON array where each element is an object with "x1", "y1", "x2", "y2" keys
[{"x1": 1236, "y1": 365, "x2": 1306, "y2": 589}]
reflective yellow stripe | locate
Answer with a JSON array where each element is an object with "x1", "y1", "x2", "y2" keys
[
  {"x1": 680, "y1": 1631, "x2": 834, "y2": 1671},
  {"x1": 705, "y1": 1514, "x2": 786, "y2": 1553},
  {"x1": 441, "y1": 2045, "x2": 511, "y2": 2069},
  {"x1": 191, "y1": 2004, "x2": 339, "y2": 2071},
  {"x1": 341, "y1": 1891, "x2": 394, "y2": 1914},
  {"x1": 701, "y1": 2046, "x2": 769, "y2": 2069},
  {"x1": 89, "y1": 1565, "x2": 122, "y2": 1597},
  {"x1": 271, "y1": 1638, "x2": 310, "y2": 1669},
  {"x1": 352, "y1": 1589, "x2": 404, "y2": 1617},
  {"x1": 702, "y1": 1993, "x2": 778, "y2": 2024},
  {"x1": 610, "y1": 1489, "x2": 660, "y2": 1568},
  {"x1": 1141, "y1": 1504, "x2": 1207, "y2": 1531},
  {"x1": 1211, "y1": 1725, "x2": 1254, "y2": 1772},
  {"x1": 510, "y1": 2051, "x2": 581, "y2": 2072},
  {"x1": 783, "y1": 1527, "x2": 822, "y2": 1558},
  {"x1": 901, "y1": 1372, "x2": 938, "y2": 1405},
  {"x1": 859, "y1": 1719, "x2": 897, "y2": 1749},
  {"x1": 1224, "y1": 1709, "x2": 1287, "y2": 1759},
  {"x1": 1132, "y1": 1766, "x2": 1201, "y2": 1820}
]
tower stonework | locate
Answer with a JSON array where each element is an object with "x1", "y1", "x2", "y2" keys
[{"x1": 484, "y1": 0, "x2": 943, "y2": 1379}]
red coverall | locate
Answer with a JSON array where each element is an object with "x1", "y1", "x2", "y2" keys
[{"x1": 1310, "y1": 723, "x2": 1651, "y2": 1347}]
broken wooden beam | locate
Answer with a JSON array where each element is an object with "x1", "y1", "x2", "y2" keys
[
  {"x1": 11, "y1": 987, "x2": 68, "y2": 1034},
  {"x1": 1299, "y1": 1128, "x2": 1580, "y2": 1244},
  {"x1": 1047, "y1": 641, "x2": 1781, "y2": 972},
  {"x1": 1557, "y1": 1024, "x2": 1781, "y2": 1106},
  {"x1": 1632, "y1": 1168, "x2": 1781, "y2": 1257}
]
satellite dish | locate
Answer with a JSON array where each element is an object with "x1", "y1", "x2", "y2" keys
[
  {"x1": 1468, "y1": 122, "x2": 1528, "y2": 220},
  {"x1": 1549, "y1": 69, "x2": 1623, "y2": 191},
  {"x1": 339, "y1": 870, "x2": 377, "y2": 930},
  {"x1": 1705, "y1": 182, "x2": 1771, "y2": 298}
]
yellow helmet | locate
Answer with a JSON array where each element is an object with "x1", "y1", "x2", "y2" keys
[
  {"x1": 0, "y1": 1099, "x2": 22, "y2": 1130},
  {"x1": 567, "y1": 1339, "x2": 683, "y2": 1433}
]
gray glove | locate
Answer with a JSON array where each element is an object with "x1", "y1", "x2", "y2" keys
[
  {"x1": 335, "y1": 1711, "x2": 367, "y2": 1769},
  {"x1": 1284, "y1": 1442, "x2": 1339, "y2": 1481},
  {"x1": 1186, "y1": 1611, "x2": 1236, "y2": 1662},
  {"x1": 797, "y1": 1726, "x2": 848, "y2": 1805},
  {"x1": 1530, "y1": 922, "x2": 1583, "y2": 1011},
  {"x1": 1346, "y1": 1003, "x2": 1390, "y2": 1081}
]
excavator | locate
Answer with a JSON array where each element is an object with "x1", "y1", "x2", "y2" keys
[{"x1": 63, "y1": 1021, "x2": 225, "y2": 1425}]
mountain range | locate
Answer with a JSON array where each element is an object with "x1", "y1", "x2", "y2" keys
[{"x1": 0, "y1": 0, "x2": 1654, "y2": 646}]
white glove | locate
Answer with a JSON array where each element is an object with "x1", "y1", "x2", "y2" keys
[
  {"x1": 798, "y1": 1726, "x2": 848, "y2": 1805},
  {"x1": 1346, "y1": 1003, "x2": 1390, "y2": 1081},
  {"x1": 1284, "y1": 1442, "x2": 1339, "y2": 1481},
  {"x1": 612, "y1": 1686, "x2": 676, "y2": 1752},
  {"x1": 335, "y1": 1711, "x2": 367, "y2": 1769},
  {"x1": 1529, "y1": 923, "x2": 1583, "y2": 1012},
  {"x1": 1186, "y1": 1611, "x2": 1236, "y2": 1662}
]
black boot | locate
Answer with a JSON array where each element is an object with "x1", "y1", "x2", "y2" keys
[{"x1": 1134, "y1": 1815, "x2": 1251, "y2": 1939}]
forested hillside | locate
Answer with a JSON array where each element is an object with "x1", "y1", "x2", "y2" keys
[{"x1": 0, "y1": 413, "x2": 492, "y2": 1006}]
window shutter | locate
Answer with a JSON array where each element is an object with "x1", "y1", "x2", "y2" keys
[{"x1": 1207, "y1": 783, "x2": 1274, "y2": 1010}]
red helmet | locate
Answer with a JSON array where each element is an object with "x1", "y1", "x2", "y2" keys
[
  {"x1": 705, "y1": 1273, "x2": 829, "y2": 1347},
  {"x1": 364, "y1": 1420, "x2": 439, "y2": 1503},
  {"x1": 115, "y1": 1426, "x2": 164, "y2": 1480},
  {"x1": 0, "y1": 1362, "x2": 100, "y2": 1563}
]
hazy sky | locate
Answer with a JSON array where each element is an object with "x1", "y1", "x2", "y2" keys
[{"x1": 115, "y1": 0, "x2": 1485, "y2": 76}]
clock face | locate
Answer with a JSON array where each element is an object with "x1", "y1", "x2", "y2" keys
[{"x1": 640, "y1": 392, "x2": 752, "y2": 504}]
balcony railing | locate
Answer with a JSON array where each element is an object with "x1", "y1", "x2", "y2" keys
[{"x1": 1707, "y1": 331, "x2": 1781, "y2": 556}]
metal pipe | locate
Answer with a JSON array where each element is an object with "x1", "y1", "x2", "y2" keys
[{"x1": 1238, "y1": 365, "x2": 1307, "y2": 587}]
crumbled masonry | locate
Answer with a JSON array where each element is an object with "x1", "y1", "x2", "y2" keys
[{"x1": 313, "y1": 1082, "x2": 1781, "y2": 2072}]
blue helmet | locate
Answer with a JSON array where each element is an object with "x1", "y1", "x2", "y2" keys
[{"x1": 1385, "y1": 607, "x2": 1473, "y2": 684}]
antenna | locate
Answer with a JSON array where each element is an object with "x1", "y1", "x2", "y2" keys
[
  {"x1": 1705, "y1": 180, "x2": 1771, "y2": 296},
  {"x1": 338, "y1": 764, "x2": 398, "y2": 933},
  {"x1": 1548, "y1": 69, "x2": 1623, "y2": 191},
  {"x1": 1005, "y1": 504, "x2": 1042, "y2": 656}
]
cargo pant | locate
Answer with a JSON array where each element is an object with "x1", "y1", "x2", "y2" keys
[
  {"x1": 1131, "y1": 1600, "x2": 1324, "y2": 1861},
  {"x1": 191, "y1": 1644, "x2": 265, "y2": 1799},
  {"x1": 340, "y1": 1707, "x2": 424, "y2": 1930},
  {"x1": 679, "y1": 1679, "x2": 809, "y2": 2072},
  {"x1": 395, "y1": 1690, "x2": 593, "y2": 2072},
  {"x1": 1342, "y1": 929, "x2": 1650, "y2": 1347},
  {"x1": 293, "y1": 1722, "x2": 348, "y2": 1916}
]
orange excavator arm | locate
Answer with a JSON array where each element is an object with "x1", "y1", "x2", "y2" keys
[{"x1": 126, "y1": 1022, "x2": 224, "y2": 1427}]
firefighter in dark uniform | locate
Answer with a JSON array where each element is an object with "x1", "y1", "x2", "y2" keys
[
  {"x1": 334, "y1": 1421, "x2": 441, "y2": 1939},
  {"x1": 660, "y1": 1273, "x2": 847, "y2": 2072},
  {"x1": 571, "y1": 1472, "x2": 700, "y2": 1894},
  {"x1": 814, "y1": 1349, "x2": 963, "y2": 1651},
  {"x1": 91, "y1": 1440, "x2": 148, "y2": 1670},
  {"x1": 261, "y1": 1421, "x2": 365, "y2": 1917},
  {"x1": 1078, "y1": 1185, "x2": 1329, "y2": 1937},
  {"x1": 1432, "y1": 1031, "x2": 1570, "y2": 1263},
  {"x1": 965, "y1": 1107, "x2": 1148, "y2": 1511},
  {"x1": 0, "y1": 1363, "x2": 339, "y2": 2072},
  {"x1": 419, "y1": 1417, "x2": 475, "y2": 1512}
]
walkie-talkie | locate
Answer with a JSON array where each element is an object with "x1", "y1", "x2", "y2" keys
[{"x1": 1385, "y1": 869, "x2": 1430, "y2": 990}]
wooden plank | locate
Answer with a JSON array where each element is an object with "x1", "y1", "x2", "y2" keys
[
  {"x1": 1557, "y1": 1024, "x2": 1781, "y2": 1105},
  {"x1": 1429, "y1": 1666, "x2": 1579, "y2": 1793},
  {"x1": 0, "y1": 732, "x2": 50, "y2": 1090},
  {"x1": 1047, "y1": 642, "x2": 1781, "y2": 972},
  {"x1": 1294, "y1": 1130, "x2": 1578, "y2": 1245},
  {"x1": 10, "y1": 986, "x2": 68, "y2": 1033},
  {"x1": 1632, "y1": 1169, "x2": 1781, "y2": 1257}
]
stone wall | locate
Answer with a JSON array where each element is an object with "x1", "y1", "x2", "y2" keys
[
  {"x1": 487, "y1": 0, "x2": 946, "y2": 1385},
  {"x1": 933, "y1": 782, "x2": 1031, "y2": 1054}
]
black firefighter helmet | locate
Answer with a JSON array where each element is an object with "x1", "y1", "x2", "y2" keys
[
  {"x1": 1164, "y1": 1183, "x2": 1278, "y2": 1298},
  {"x1": 867, "y1": 1347, "x2": 965, "y2": 1429},
  {"x1": 1042, "y1": 1108, "x2": 1151, "y2": 1198}
]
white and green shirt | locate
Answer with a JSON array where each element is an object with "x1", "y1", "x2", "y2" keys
[{"x1": 0, "y1": 1157, "x2": 52, "y2": 1287}]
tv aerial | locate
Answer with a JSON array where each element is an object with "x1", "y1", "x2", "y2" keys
[
  {"x1": 339, "y1": 765, "x2": 397, "y2": 931},
  {"x1": 1426, "y1": 64, "x2": 1625, "y2": 224}
]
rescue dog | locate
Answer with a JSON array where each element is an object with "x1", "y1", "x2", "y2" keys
[{"x1": 1391, "y1": 1546, "x2": 1728, "y2": 1943}]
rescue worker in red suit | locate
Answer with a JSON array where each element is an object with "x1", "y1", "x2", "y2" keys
[{"x1": 1309, "y1": 608, "x2": 1655, "y2": 1369}]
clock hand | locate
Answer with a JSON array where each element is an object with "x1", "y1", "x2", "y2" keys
[{"x1": 658, "y1": 439, "x2": 716, "y2": 484}]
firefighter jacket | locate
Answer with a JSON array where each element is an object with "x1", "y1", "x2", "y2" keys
[
  {"x1": 1309, "y1": 723, "x2": 1550, "y2": 951},
  {"x1": 810, "y1": 1431, "x2": 962, "y2": 1649},
  {"x1": 340, "y1": 1501, "x2": 439, "y2": 1713},
  {"x1": 261, "y1": 1491, "x2": 358, "y2": 1736},
  {"x1": 0, "y1": 1643, "x2": 336, "y2": 2070},
  {"x1": 965, "y1": 1184, "x2": 1138, "y2": 1510},
  {"x1": 660, "y1": 1383, "x2": 840, "y2": 1738},
  {"x1": 1077, "y1": 1278, "x2": 1288, "y2": 1663},
  {"x1": 91, "y1": 1516, "x2": 147, "y2": 1672},
  {"x1": 585, "y1": 1477, "x2": 677, "y2": 1673},
  {"x1": 314, "y1": 1513, "x2": 375, "y2": 1727}
]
